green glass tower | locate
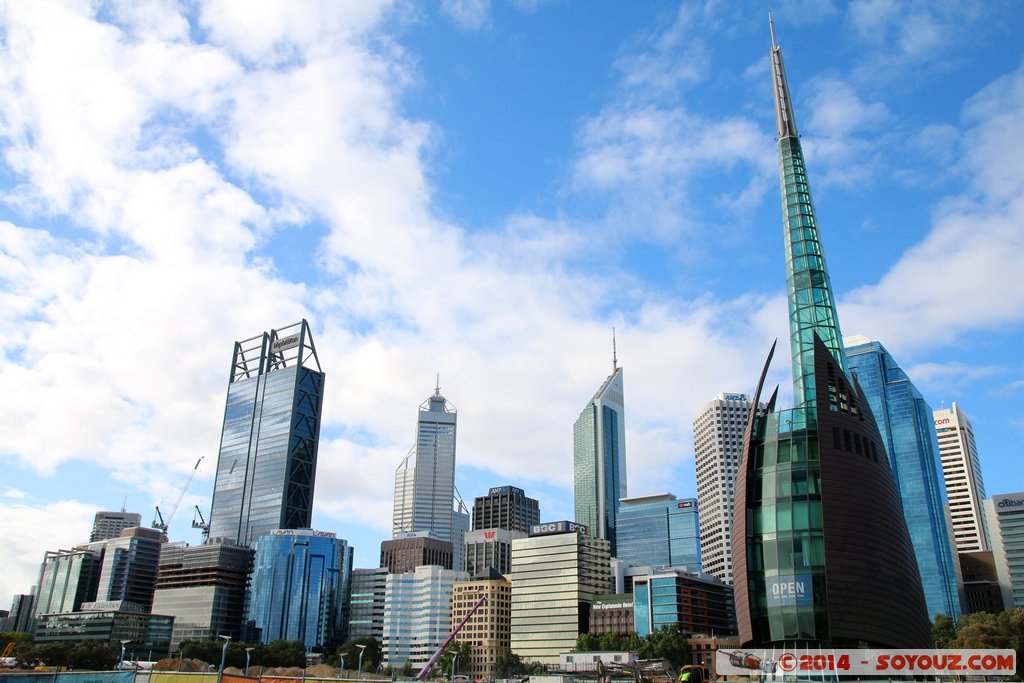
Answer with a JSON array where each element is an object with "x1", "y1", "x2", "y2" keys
[{"x1": 731, "y1": 17, "x2": 930, "y2": 648}]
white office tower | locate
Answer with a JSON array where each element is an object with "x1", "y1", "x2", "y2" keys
[
  {"x1": 692, "y1": 393, "x2": 758, "y2": 585},
  {"x1": 382, "y1": 565, "x2": 469, "y2": 670},
  {"x1": 90, "y1": 510, "x2": 142, "y2": 542},
  {"x1": 934, "y1": 403, "x2": 990, "y2": 551},
  {"x1": 393, "y1": 384, "x2": 458, "y2": 543}
]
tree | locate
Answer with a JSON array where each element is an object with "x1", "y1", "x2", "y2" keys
[
  {"x1": 932, "y1": 614, "x2": 957, "y2": 648},
  {"x1": 495, "y1": 651, "x2": 527, "y2": 678},
  {"x1": 263, "y1": 640, "x2": 306, "y2": 668},
  {"x1": 399, "y1": 661, "x2": 415, "y2": 677},
  {"x1": 637, "y1": 624, "x2": 691, "y2": 668},
  {"x1": 67, "y1": 642, "x2": 118, "y2": 670},
  {"x1": 333, "y1": 637, "x2": 382, "y2": 672},
  {"x1": 436, "y1": 640, "x2": 473, "y2": 678},
  {"x1": 575, "y1": 633, "x2": 599, "y2": 652}
]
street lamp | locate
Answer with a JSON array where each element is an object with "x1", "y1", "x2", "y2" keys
[
  {"x1": 246, "y1": 647, "x2": 255, "y2": 677},
  {"x1": 119, "y1": 640, "x2": 131, "y2": 671},
  {"x1": 218, "y1": 635, "x2": 232, "y2": 683},
  {"x1": 338, "y1": 653, "x2": 347, "y2": 678},
  {"x1": 450, "y1": 653, "x2": 458, "y2": 683},
  {"x1": 356, "y1": 645, "x2": 367, "y2": 680}
]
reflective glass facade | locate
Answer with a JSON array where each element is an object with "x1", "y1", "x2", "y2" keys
[
  {"x1": 845, "y1": 339, "x2": 962, "y2": 620},
  {"x1": 616, "y1": 495, "x2": 701, "y2": 571},
  {"x1": 33, "y1": 548, "x2": 102, "y2": 618},
  {"x1": 95, "y1": 527, "x2": 163, "y2": 612},
  {"x1": 247, "y1": 530, "x2": 352, "y2": 653},
  {"x1": 33, "y1": 610, "x2": 174, "y2": 660},
  {"x1": 632, "y1": 571, "x2": 735, "y2": 637},
  {"x1": 209, "y1": 321, "x2": 324, "y2": 546},
  {"x1": 574, "y1": 367, "x2": 626, "y2": 554}
]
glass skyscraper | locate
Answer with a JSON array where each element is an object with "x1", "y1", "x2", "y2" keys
[
  {"x1": 844, "y1": 336, "x2": 962, "y2": 620},
  {"x1": 574, "y1": 359, "x2": 626, "y2": 554},
  {"x1": 247, "y1": 529, "x2": 353, "y2": 652},
  {"x1": 208, "y1": 320, "x2": 325, "y2": 546},
  {"x1": 616, "y1": 494, "x2": 701, "y2": 571},
  {"x1": 731, "y1": 18, "x2": 930, "y2": 648},
  {"x1": 392, "y1": 385, "x2": 458, "y2": 543}
]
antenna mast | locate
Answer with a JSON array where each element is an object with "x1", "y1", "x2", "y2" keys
[{"x1": 612, "y1": 327, "x2": 618, "y2": 370}]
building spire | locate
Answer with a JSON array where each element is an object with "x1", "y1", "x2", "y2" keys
[
  {"x1": 612, "y1": 327, "x2": 618, "y2": 371},
  {"x1": 769, "y1": 15, "x2": 798, "y2": 140},
  {"x1": 435, "y1": 373, "x2": 441, "y2": 396}
]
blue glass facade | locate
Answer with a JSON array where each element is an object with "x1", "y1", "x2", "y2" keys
[
  {"x1": 632, "y1": 571, "x2": 735, "y2": 637},
  {"x1": 209, "y1": 321, "x2": 324, "y2": 546},
  {"x1": 617, "y1": 495, "x2": 701, "y2": 571},
  {"x1": 247, "y1": 530, "x2": 353, "y2": 652},
  {"x1": 845, "y1": 339, "x2": 961, "y2": 620}
]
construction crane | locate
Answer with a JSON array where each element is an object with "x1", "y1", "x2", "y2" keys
[
  {"x1": 152, "y1": 456, "x2": 204, "y2": 537},
  {"x1": 415, "y1": 594, "x2": 487, "y2": 680},
  {"x1": 192, "y1": 505, "x2": 210, "y2": 542}
]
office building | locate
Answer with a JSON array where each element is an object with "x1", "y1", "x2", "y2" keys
[
  {"x1": 464, "y1": 528, "x2": 525, "y2": 576},
  {"x1": 152, "y1": 539, "x2": 253, "y2": 649},
  {"x1": 986, "y1": 493, "x2": 1024, "y2": 609},
  {"x1": 380, "y1": 533, "x2": 453, "y2": 573},
  {"x1": 510, "y1": 521, "x2": 611, "y2": 665},
  {"x1": 1, "y1": 594, "x2": 35, "y2": 633},
  {"x1": 633, "y1": 569, "x2": 735, "y2": 637},
  {"x1": 90, "y1": 510, "x2": 142, "y2": 542},
  {"x1": 731, "y1": 19, "x2": 930, "y2": 648},
  {"x1": 247, "y1": 529, "x2": 352, "y2": 652},
  {"x1": 349, "y1": 568, "x2": 388, "y2": 642},
  {"x1": 574, "y1": 354, "x2": 627, "y2": 554},
  {"x1": 32, "y1": 547, "x2": 103, "y2": 619},
  {"x1": 382, "y1": 564, "x2": 469, "y2": 669},
  {"x1": 208, "y1": 320, "x2": 325, "y2": 546},
  {"x1": 452, "y1": 507, "x2": 470, "y2": 572},
  {"x1": 958, "y1": 551, "x2": 1005, "y2": 614},
  {"x1": 616, "y1": 494, "x2": 701, "y2": 571},
  {"x1": 94, "y1": 527, "x2": 163, "y2": 612},
  {"x1": 588, "y1": 593, "x2": 635, "y2": 636},
  {"x1": 34, "y1": 602, "x2": 174, "y2": 660},
  {"x1": 693, "y1": 393, "x2": 759, "y2": 584},
  {"x1": 392, "y1": 384, "x2": 458, "y2": 544},
  {"x1": 934, "y1": 403, "x2": 990, "y2": 552},
  {"x1": 844, "y1": 337, "x2": 961, "y2": 620},
  {"x1": 472, "y1": 485, "x2": 540, "y2": 532},
  {"x1": 451, "y1": 570, "x2": 512, "y2": 679}
]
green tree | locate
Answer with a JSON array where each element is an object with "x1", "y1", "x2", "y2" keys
[
  {"x1": 333, "y1": 637, "x2": 382, "y2": 673},
  {"x1": 67, "y1": 642, "x2": 119, "y2": 670},
  {"x1": 437, "y1": 640, "x2": 473, "y2": 678},
  {"x1": 399, "y1": 661, "x2": 415, "y2": 677},
  {"x1": 263, "y1": 640, "x2": 306, "y2": 668},
  {"x1": 494, "y1": 651, "x2": 527, "y2": 678},
  {"x1": 637, "y1": 624, "x2": 691, "y2": 669},
  {"x1": 0, "y1": 632, "x2": 34, "y2": 653},
  {"x1": 932, "y1": 614, "x2": 957, "y2": 648},
  {"x1": 575, "y1": 633, "x2": 599, "y2": 652},
  {"x1": 179, "y1": 639, "x2": 223, "y2": 665}
]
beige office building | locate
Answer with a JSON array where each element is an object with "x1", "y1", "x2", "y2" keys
[
  {"x1": 934, "y1": 403, "x2": 990, "y2": 552},
  {"x1": 510, "y1": 523, "x2": 610, "y2": 665},
  {"x1": 451, "y1": 570, "x2": 512, "y2": 678}
]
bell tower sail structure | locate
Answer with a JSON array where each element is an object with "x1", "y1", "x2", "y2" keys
[{"x1": 730, "y1": 17, "x2": 930, "y2": 648}]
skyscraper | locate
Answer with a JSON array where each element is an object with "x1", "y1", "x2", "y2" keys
[
  {"x1": 208, "y1": 320, "x2": 325, "y2": 546},
  {"x1": 573, "y1": 349, "x2": 626, "y2": 553},
  {"x1": 90, "y1": 510, "x2": 142, "y2": 543},
  {"x1": 94, "y1": 527, "x2": 164, "y2": 612},
  {"x1": 731, "y1": 18, "x2": 929, "y2": 648},
  {"x1": 392, "y1": 383, "x2": 458, "y2": 543},
  {"x1": 844, "y1": 336, "x2": 962, "y2": 620},
  {"x1": 985, "y1": 493, "x2": 1024, "y2": 609},
  {"x1": 472, "y1": 485, "x2": 540, "y2": 533},
  {"x1": 693, "y1": 393, "x2": 759, "y2": 584},
  {"x1": 934, "y1": 402, "x2": 990, "y2": 552},
  {"x1": 616, "y1": 494, "x2": 701, "y2": 571}
]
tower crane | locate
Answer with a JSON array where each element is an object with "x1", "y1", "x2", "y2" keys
[
  {"x1": 192, "y1": 505, "x2": 210, "y2": 542},
  {"x1": 152, "y1": 456, "x2": 204, "y2": 538}
]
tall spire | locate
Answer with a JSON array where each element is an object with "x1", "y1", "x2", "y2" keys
[
  {"x1": 612, "y1": 327, "x2": 618, "y2": 371},
  {"x1": 435, "y1": 373, "x2": 441, "y2": 396},
  {"x1": 770, "y1": 18, "x2": 845, "y2": 409}
]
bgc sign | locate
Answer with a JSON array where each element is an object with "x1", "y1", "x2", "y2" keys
[
  {"x1": 767, "y1": 574, "x2": 813, "y2": 607},
  {"x1": 530, "y1": 520, "x2": 589, "y2": 537}
]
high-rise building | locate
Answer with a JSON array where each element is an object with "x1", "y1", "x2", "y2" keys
[
  {"x1": 380, "y1": 533, "x2": 453, "y2": 573},
  {"x1": 452, "y1": 570, "x2": 512, "y2": 679},
  {"x1": 986, "y1": 493, "x2": 1024, "y2": 609},
  {"x1": 472, "y1": 486, "x2": 540, "y2": 533},
  {"x1": 247, "y1": 529, "x2": 353, "y2": 652},
  {"x1": 152, "y1": 538, "x2": 253, "y2": 649},
  {"x1": 844, "y1": 337, "x2": 962, "y2": 620},
  {"x1": 1, "y1": 594, "x2": 34, "y2": 633},
  {"x1": 349, "y1": 567, "x2": 388, "y2": 642},
  {"x1": 90, "y1": 511, "x2": 142, "y2": 543},
  {"x1": 934, "y1": 403, "x2": 990, "y2": 552},
  {"x1": 31, "y1": 547, "x2": 103, "y2": 619},
  {"x1": 208, "y1": 320, "x2": 325, "y2": 546},
  {"x1": 510, "y1": 521, "x2": 610, "y2": 665},
  {"x1": 574, "y1": 354, "x2": 627, "y2": 554},
  {"x1": 731, "y1": 18, "x2": 930, "y2": 648},
  {"x1": 958, "y1": 550, "x2": 1005, "y2": 614},
  {"x1": 382, "y1": 564, "x2": 469, "y2": 669},
  {"x1": 392, "y1": 384, "x2": 458, "y2": 543},
  {"x1": 632, "y1": 569, "x2": 735, "y2": 637},
  {"x1": 616, "y1": 494, "x2": 701, "y2": 571},
  {"x1": 693, "y1": 393, "x2": 759, "y2": 585},
  {"x1": 452, "y1": 507, "x2": 470, "y2": 572},
  {"x1": 464, "y1": 528, "x2": 525, "y2": 576},
  {"x1": 94, "y1": 527, "x2": 163, "y2": 612}
]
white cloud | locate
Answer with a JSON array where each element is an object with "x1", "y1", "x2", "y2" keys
[{"x1": 441, "y1": 0, "x2": 492, "y2": 31}]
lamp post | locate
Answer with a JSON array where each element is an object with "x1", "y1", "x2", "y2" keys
[
  {"x1": 450, "y1": 653, "x2": 458, "y2": 682},
  {"x1": 218, "y1": 635, "x2": 232, "y2": 683},
  {"x1": 338, "y1": 653, "x2": 347, "y2": 679},
  {"x1": 246, "y1": 647, "x2": 255, "y2": 677},
  {"x1": 356, "y1": 645, "x2": 367, "y2": 680},
  {"x1": 119, "y1": 640, "x2": 131, "y2": 671}
]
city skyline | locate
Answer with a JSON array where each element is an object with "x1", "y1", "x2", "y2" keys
[{"x1": 2, "y1": 3, "x2": 1024, "y2": 611}]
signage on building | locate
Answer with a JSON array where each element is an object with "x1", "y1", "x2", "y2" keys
[
  {"x1": 724, "y1": 394, "x2": 747, "y2": 401},
  {"x1": 270, "y1": 528, "x2": 337, "y2": 539},
  {"x1": 271, "y1": 333, "x2": 301, "y2": 353},
  {"x1": 530, "y1": 520, "x2": 589, "y2": 537},
  {"x1": 483, "y1": 531, "x2": 496, "y2": 539},
  {"x1": 488, "y1": 485, "x2": 524, "y2": 497},
  {"x1": 766, "y1": 574, "x2": 813, "y2": 607},
  {"x1": 678, "y1": 501, "x2": 693, "y2": 508},
  {"x1": 592, "y1": 602, "x2": 632, "y2": 610},
  {"x1": 934, "y1": 417, "x2": 951, "y2": 426},
  {"x1": 994, "y1": 494, "x2": 1024, "y2": 510}
]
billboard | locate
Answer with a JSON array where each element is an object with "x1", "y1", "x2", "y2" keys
[
  {"x1": 716, "y1": 649, "x2": 1016, "y2": 677},
  {"x1": 529, "y1": 520, "x2": 588, "y2": 537}
]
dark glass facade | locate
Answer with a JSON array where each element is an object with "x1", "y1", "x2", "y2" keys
[
  {"x1": 616, "y1": 495, "x2": 701, "y2": 571},
  {"x1": 632, "y1": 571, "x2": 735, "y2": 637},
  {"x1": 845, "y1": 339, "x2": 962, "y2": 620},
  {"x1": 247, "y1": 530, "x2": 352, "y2": 652},
  {"x1": 208, "y1": 320, "x2": 324, "y2": 546},
  {"x1": 472, "y1": 485, "x2": 540, "y2": 533}
]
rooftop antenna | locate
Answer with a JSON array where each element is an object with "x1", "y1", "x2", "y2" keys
[
  {"x1": 769, "y1": 9, "x2": 777, "y2": 49},
  {"x1": 121, "y1": 494, "x2": 127, "y2": 513},
  {"x1": 612, "y1": 327, "x2": 618, "y2": 371},
  {"x1": 435, "y1": 373, "x2": 441, "y2": 396}
]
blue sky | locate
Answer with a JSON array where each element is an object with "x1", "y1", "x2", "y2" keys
[{"x1": 2, "y1": 0, "x2": 1023, "y2": 611}]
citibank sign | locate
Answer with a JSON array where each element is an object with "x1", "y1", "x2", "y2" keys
[{"x1": 996, "y1": 496, "x2": 1024, "y2": 509}]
